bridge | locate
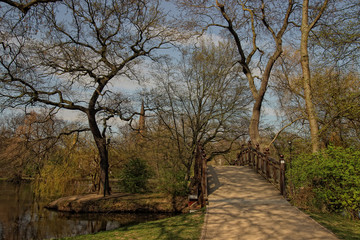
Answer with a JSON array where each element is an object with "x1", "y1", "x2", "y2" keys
[{"x1": 191, "y1": 142, "x2": 339, "y2": 240}]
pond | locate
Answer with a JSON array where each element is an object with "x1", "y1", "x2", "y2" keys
[{"x1": 0, "y1": 181, "x2": 172, "y2": 240}]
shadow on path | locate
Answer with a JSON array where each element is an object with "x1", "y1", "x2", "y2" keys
[
  {"x1": 201, "y1": 166, "x2": 339, "y2": 240},
  {"x1": 207, "y1": 165, "x2": 222, "y2": 195}
]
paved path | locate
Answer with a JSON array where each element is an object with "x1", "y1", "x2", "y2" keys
[{"x1": 201, "y1": 166, "x2": 339, "y2": 240}]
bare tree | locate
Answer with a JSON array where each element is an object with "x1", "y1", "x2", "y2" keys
[
  {"x1": 0, "y1": 0, "x2": 180, "y2": 196},
  {"x1": 177, "y1": 0, "x2": 295, "y2": 146},
  {"x1": 148, "y1": 40, "x2": 250, "y2": 178},
  {"x1": 0, "y1": 0, "x2": 61, "y2": 14},
  {"x1": 310, "y1": 0, "x2": 360, "y2": 68},
  {"x1": 268, "y1": 0, "x2": 360, "y2": 151},
  {"x1": 0, "y1": 111, "x2": 66, "y2": 181},
  {"x1": 299, "y1": 0, "x2": 329, "y2": 152},
  {"x1": 273, "y1": 52, "x2": 360, "y2": 149},
  {"x1": 314, "y1": 70, "x2": 360, "y2": 147}
]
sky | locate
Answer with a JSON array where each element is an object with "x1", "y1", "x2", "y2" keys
[{"x1": 0, "y1": 0, "x2": 284, "y2": 135}]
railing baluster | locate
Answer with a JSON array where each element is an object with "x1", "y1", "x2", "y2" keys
[
  {"x1": 262, "y1": 151, "x2": 265, "y2": 175},
  {"x1": 256, "y1": 144, "x2": 260, "y2": 172},
  {"x1": 265, "y1": 149, "x2": 270, "y2": 179},
  {"x1": 280, "y1": 155, "x2": 286, "y2": 197},
  {"x1": 241, "y1": 144, "x2": 245, "y2": 165},
  {"x1": 273, "y1": 162, "x2": 277, "y2": 183},
  {"x1": 247, "y1": 141, "x2": 251, "y2": 165},
  {"x1": 236, "y1": 143, "x2": 287, "y2": 198}
]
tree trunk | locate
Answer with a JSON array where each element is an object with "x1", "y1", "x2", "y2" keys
[
  {"x1": 300, "y1": 0, "x2": 325, "y2": 153},
  {"x1": 249, "y1": 98, "x2": 262, "y2": 145},
  {"x1": 88, "y1": 111, "x2": 111, "y2": 196},
  {"x1": 216, "y1": 1, "x2": 293, "y2": 148},
  {"x1": 301, "y1": 48, "x2": 320, "y2": 152},
  {"x1": 96, "y1": 137, "x2": 110, "y2": 196}
]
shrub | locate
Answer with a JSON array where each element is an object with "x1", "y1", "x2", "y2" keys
[
  {"x1": 33, "y1": 157, "x2": 87, "y2": 199},
  {"x1": 156, "y1": 168, "x2": 189, "y2": 197},
  {"x1": 287, "y1": 146, "x2": 360, "y2": 219},
  {"x1": 118, "y1": 158, "x2": 152, "y2": 194}
]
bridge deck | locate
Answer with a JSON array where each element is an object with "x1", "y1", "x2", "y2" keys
[{"x1": 201, "y1": 166, "x2": 338, "y2": 240}]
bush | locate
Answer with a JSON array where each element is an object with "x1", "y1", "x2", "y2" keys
[
  {"x1": 156, "y1": 168, "x2": 189, "y2": 197},
  {"x1": 288, "y1": 146, "x2": 360, "y2": 219},
  {"x1": 33, "y1": 157, "x2": 87, "y2": 199},
  {"x1": 118, "y1": 158, "x2": 152, "y2": 194}
]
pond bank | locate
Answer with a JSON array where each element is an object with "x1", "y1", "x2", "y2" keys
[
  {"x1": 61, "y1": 210, "x2": 205, "y2": 240},
  {"x1": 46, "y1": 192, "x2": 188, "y2": 213}
]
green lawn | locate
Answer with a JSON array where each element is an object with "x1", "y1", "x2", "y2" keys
[
  {"x1": 307, "y1": 212, "x2": 360, "y2": 240},
  {"x1": 60, "y1": 210, "x2": 204, "y2": 240},
  {"x1": 57, "y1": 204, "x2": 360, "y2": 240}
]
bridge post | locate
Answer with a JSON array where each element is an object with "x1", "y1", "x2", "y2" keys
[
  {"x1": 239, "y1": 145, "x2": 242, "y2": 166},
  {"x1": 255, "y1": 144, "x2": 260, "y2": 172},
  {"x1": 247, "y1": 141, "x2": 252, "y2": 166},
  {"x1": 280, "y1": 155, "x2": 286, "y2": 197},
  {"x1": 251, "y1": 147, "x2": 256, "y2": 167},
  {"x1": 236, "y1": 152, "x2": 240, "y2": 166},
  {"x1": 243, "y1": 144, "x2": 246, "y2": 165},
  {"x1": 189, "y1": 142, "x2": 208, "y2": 210},
  {"x1": 200, "y1": 146, "x2": 207, "y2": 207},
  {"x1": 261, "y1": 150, "x2": 265, "y2": 174},
  {"x1": 195, "y1": 143, "x2": 207, "y2": 208},
  {"x1": 265, "y1": 149, "x2": 271, "y2": 179}
]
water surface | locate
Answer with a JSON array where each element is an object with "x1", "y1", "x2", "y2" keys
[{"x1": 0, "y1": 181, "x2": 171, "y2": 240}]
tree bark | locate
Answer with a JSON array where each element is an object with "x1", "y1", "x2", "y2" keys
[
  {"x1": 300, "y1": 0, "x2": 328, "y2": 152},
  {"x1": 249, "y1": 98, "x2": 262, "y2": 144},
  {"x1": 300, "y1": 39, "x2": 320, "y2": 152},
  {"x1": 88, "y1": 110, "x2": 110, "y2": 196}
]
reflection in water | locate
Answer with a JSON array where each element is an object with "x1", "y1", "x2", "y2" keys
[{"x1": 0, "y1": 181, "x2": 172, "y2": 240}]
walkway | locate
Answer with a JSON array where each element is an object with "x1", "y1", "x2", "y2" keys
[{"x1": 201, "y1": 166, "x2": 339, "y2": 240}]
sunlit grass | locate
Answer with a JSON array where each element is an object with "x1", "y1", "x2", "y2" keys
[
  {"x1": 60, "y1": 210, "x2": 204, "y2": 240},
  {"x1": 307, "y1": 212, "x2": 360, "y2": 240}
]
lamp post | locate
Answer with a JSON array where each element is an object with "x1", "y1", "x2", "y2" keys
[
  {"x1": 287, "y1": 140, "x2": 294, "y2": 196},
  {"x1": 288, "y1": 141, "x2": 293, "y2": 169}
]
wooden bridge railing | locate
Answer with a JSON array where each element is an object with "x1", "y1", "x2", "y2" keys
[
  {"x1": 189, "y1": 143, "x2": 208, "y2": 209},
  {"x1": 236, "y1": 141, "x2": 286, "y2": 197}
]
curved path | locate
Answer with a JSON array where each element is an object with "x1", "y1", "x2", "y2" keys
[{"x1": 201, "y1": 166, "x2": 339, "y2": 240}]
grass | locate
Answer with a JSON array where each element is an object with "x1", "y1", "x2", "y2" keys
[
  {"x1": 60, "y1": 210, "x2": 205, "y2": 240},
  {"x1": 307, "y1": 211, "x2": 360, "y2": 240}
]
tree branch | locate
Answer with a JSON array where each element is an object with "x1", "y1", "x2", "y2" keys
[
  {"x1": 267, "y1": 117, "x2": 303, "y2": 148},
  {"x1": 0, "y1": 0, "x2": 61, "y2": 14}
]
